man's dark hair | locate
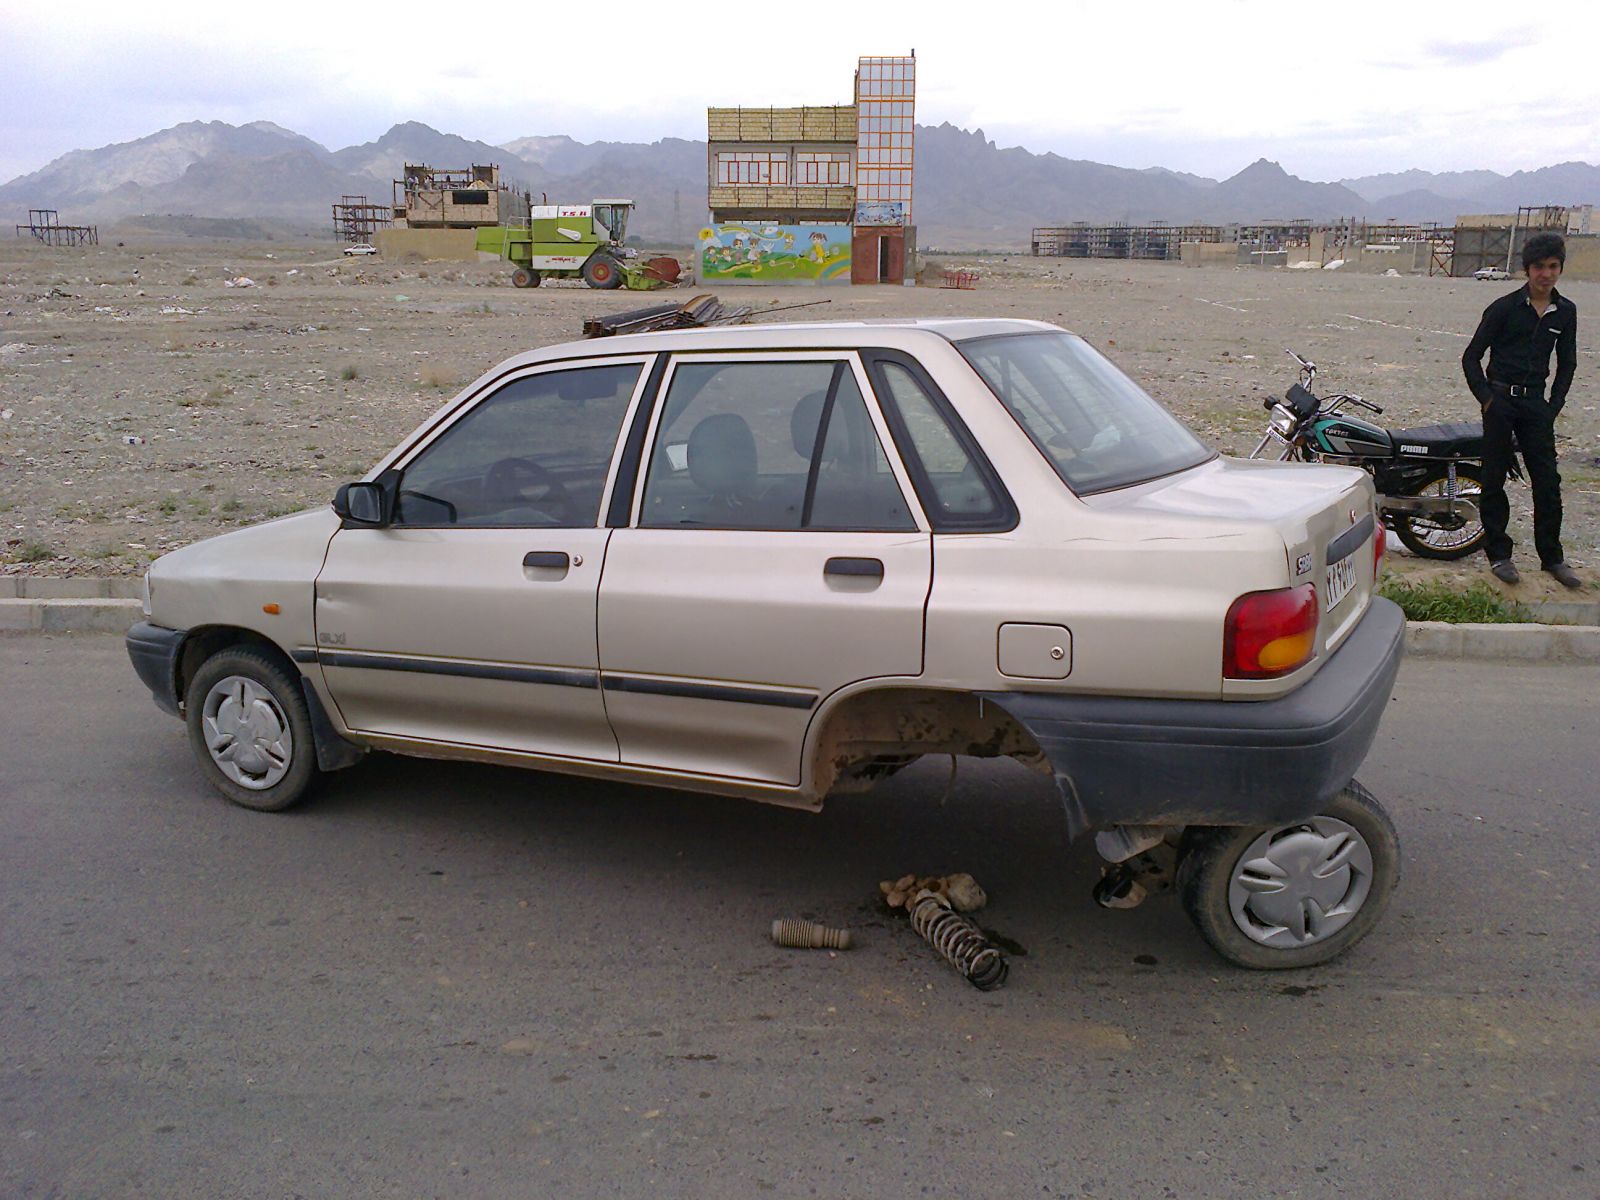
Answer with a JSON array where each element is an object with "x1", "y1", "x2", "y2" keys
[{"x1": 1522, "y1": 231, "x2": 1566, "y2": 270}]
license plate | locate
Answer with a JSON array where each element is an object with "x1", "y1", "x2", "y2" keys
[{"x1": 1325, "y1": 554, "x2": 1357, "y2": 610}]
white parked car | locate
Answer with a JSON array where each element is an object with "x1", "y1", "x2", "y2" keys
[
  {"x1": 128, "y1": 319, "x2": 1403, "y2": 968},
  {"x1": 1472, "y1": 266, "x2": 1510, "y2": 281},
  {"x1": 342, "y1": 243, "x2": 378, "y2": 257}
]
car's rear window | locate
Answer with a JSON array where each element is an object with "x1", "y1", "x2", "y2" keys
[{"x1": 957, "y1": 331, "x2": 1214, "y2": 494}]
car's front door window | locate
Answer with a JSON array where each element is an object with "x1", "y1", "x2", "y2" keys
[
  {"x1": 396, "y1": 363, "x2": 642, "y2": 527},
  {"x1": 639, "y1": 359, "x2": 914, "y2": 531}
]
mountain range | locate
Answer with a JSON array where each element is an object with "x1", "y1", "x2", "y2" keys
[{"x1": 3, "y1": 119, "x2": 1597, "y2": 249}]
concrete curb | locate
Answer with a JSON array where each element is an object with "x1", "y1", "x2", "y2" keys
[
  {"x1": 1405, "y1": 621, "x2": 1600, "y2": 662},
  {"x1": 3, "y1": 588, "x2": 1598, "y2": 662},
  {"x1": 0, "y1": 597, "x2": 145, "y2": 634},
  {"x1": 0, "y1": 577, "x2": 143, "y2": 599}
]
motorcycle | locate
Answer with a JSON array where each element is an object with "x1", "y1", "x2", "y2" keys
[{"x1": 1248, "y1": 351, "x2": 1514, "y2": 560}]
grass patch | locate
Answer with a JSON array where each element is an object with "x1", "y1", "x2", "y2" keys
[
  {"x1": 419, "y1": 363, "x2": 458, "y2": 391},
  {"x1": 1379, "y1": 577, "x2": 1533, "y2": 624},
  {"x1": 13, "y1": 541, "x2": 57, "y2": 563},
  {"x1": 339, "y1": 365, "x2": 359, "y2": 381}
]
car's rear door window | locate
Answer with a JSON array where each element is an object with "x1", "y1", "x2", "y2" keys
[
  {"x1": 394, "y1": 363, "x2": 641, "y2": 527},
  {"x1": 639, "y1": 359, "x2": 915, "y2": 531},
  {"x1": 958, "y1": 331, "x2": 1213, "y2": 494},
  {"x1": 864, "y1": 355, "x2": 1015, "y2": 531}
]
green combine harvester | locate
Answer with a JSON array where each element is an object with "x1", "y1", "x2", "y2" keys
[{"x1": 476, "y1": 199, "x2": 679, "y2": 290}]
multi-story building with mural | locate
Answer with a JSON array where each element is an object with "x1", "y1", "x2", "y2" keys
[{"x1": 703, "y1": 53, "x2": 915, "y2": 286}]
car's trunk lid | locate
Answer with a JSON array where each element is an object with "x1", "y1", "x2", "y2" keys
[{"x1": 1086, "y1": 456, "x2": 1378, "y2": 656}]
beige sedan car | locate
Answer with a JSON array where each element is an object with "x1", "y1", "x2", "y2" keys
[{"x1": 128, "y1": 319, "x2": 1404, "y2": 968}]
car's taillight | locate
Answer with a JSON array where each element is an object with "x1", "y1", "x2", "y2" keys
[
  {"x1": 1373, "y1": 521, "x2": 1386, "y2": 579},
  {"x1": 1224, "y1": 584, "x2": 1318, "y2": 680}
]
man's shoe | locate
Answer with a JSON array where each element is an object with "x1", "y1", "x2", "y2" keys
[
  {"x1": 1489, "y1": 559, "x2": 1521, "y2": 584},
  {"x1": 1544, "y1": 562, "x2": 1583, "y2": 589}
]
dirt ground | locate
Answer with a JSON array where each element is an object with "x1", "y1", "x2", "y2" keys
[{"x1": 2, "y1": 239, "x2": 1595, "y2": 598}]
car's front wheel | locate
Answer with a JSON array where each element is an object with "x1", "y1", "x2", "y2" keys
[
  {"x1": 185, "y1": 647, "x2": 319, "y2": 812},
  {"x1": 1177, "y1": 780, "x2": 1399, "y2": 969}
]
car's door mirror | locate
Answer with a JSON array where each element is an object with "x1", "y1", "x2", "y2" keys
[{"x1": 334, "y1": 481, "x2": 390, "y2": 527}]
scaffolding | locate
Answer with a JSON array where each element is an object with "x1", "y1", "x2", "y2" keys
[
  {"x1": 331, "y1": 195, "x2": 392, "y2": 243},
  {"x1": 15, "y1": 209, "x2": 98, "y2": 246}
]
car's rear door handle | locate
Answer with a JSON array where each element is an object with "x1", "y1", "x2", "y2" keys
[
  {"x1": 523, "y1": 551, "x2": 570, "y2": 570},
  {"x1": 824, "y1": 556, "x2": 883, "y2": 579}
]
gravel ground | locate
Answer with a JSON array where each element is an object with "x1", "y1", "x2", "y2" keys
[{"x1": 2, "y1": 239, "x2": 1595, "y2": 597}]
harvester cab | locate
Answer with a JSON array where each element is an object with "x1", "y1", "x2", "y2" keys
[{"x1": 591, "y1": 199, "x2": 632, "y2": 245}]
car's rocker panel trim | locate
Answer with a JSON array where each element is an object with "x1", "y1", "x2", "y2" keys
[{"x1": 980, "y1": 597, "x2": 1405, "y2": 839}]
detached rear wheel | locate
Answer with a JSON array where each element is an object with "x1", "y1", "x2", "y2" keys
[
  {"x1": 1393, "y1": 463, "x2": 1485, "y2": 560},
  {"x1": 185, "y1": 647, "x2": 319, "y2": 812},
  {"x1": 581, "y1": 254, "x2": 622, "y2": 289},
  {"x1": 1177, "y1": 781, "x2": 1398, "y2": 969}
]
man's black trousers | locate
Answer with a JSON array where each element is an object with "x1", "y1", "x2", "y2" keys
[{"x1": 1480, "y1": 385, "x2": 1563, "y2": 567}]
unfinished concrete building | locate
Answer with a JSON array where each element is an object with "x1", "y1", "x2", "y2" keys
[{"x1": 393, "y1": 164, "x2": 507, "y2": 229}]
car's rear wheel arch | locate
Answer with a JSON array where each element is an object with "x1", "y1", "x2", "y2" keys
[{"x1": 805, "y1": 686, "x2": 1046, "y2": 799}]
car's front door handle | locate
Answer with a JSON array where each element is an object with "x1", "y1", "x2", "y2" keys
[
  {"x1": 523, "y1": 551, "x2": 570, "y2": 570},
  {"x1": 824, "y1": 556, "x2": 883, "y2": 579}
]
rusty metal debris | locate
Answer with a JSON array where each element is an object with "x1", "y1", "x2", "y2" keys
[
  {"x1": 581, "y1": 293, "x2": 831, "y2": 338},
  {"x1": 908, "y1": 892, "x2": 1008, "y2": 991},
  {"x1": 770, "y1": 919, "x2": 853, "y2": 950}
]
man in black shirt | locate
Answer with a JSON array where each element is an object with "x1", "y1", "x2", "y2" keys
[{"x1": 1461, "y1": 232, "x2": 1581, "y2": 588}]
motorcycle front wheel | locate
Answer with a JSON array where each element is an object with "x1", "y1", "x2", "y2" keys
[{"x1": 1392, "y1": 462, "x2": 1486, "y2": 560}]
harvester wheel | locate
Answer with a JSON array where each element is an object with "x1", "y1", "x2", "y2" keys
[
  {"x1": 511, "y1": 267, "x2": 541, "y2": 289},
  {"x1": 582, "y1": 255, "x2": 623, "y2": 290}
]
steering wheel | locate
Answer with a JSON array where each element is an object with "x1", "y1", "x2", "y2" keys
[{"x1": 483, "y1": 457, "x2": 571, "y2": 520}]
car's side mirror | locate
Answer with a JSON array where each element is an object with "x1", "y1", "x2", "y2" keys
[{"x1": 333, "y1": 481, "x2": 391, "y2": 527}]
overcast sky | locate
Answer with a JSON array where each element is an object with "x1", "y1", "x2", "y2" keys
[{"x1": 3, "y1": 0, "x2": 1596, "y2": 185}]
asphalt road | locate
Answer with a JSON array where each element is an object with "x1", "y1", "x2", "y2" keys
[{"x1": 2, "y1": 636, "x2": 1596, "y2": 1200}]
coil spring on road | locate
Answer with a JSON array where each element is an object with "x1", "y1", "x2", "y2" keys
[{"x1": 908, "y1": 892, "x2": 1009, "y2": 991}]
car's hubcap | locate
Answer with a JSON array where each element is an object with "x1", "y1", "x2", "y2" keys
[
  {"x1": 202, "y1": 676, "x2": 293, "y2": 790},
  {"x1": 1227, "y1": 816, "x2": 1374, "y2": 948}
]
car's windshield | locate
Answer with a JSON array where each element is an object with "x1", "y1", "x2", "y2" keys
[{"x1": 957, "y1": 331, "x2": 1214, "y2": 494}]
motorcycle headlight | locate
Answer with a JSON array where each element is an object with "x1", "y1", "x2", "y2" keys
[{"x1": 1269, "y1": 406, "x2": 1297, "y2": 438}]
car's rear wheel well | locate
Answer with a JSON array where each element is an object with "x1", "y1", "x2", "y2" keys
[
  {"x1": 809, "y1": 688, "x2": 1047, "y2": 797},
  {"x1": 177, "y1": 626, "x2": 295, "y2": 709}
]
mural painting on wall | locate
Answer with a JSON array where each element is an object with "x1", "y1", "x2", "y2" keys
[
  {"x1": 853, "y1": 200, "x2": 906, "y2": 227},
  {"x1": 698, "y1": 223, "x2": 852, "y2": 283}
]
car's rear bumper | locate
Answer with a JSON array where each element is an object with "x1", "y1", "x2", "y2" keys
[
  {"x1": 126, "y1": 621, "x2": 186, "y2": 716},
  {"x1": 981, "y1": 597, "x2": 1405, "y2": 839}
]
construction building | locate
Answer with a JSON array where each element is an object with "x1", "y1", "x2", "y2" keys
[
  {"x1": 393, "y1": 164, "x2": 511, "y2": 229},
  {"x1": 702, "y1": 52, "x2": 916, "y2": 285},
  {"x1": 1034, "y1": 205, "x2": 1599, "y2": 281}
]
